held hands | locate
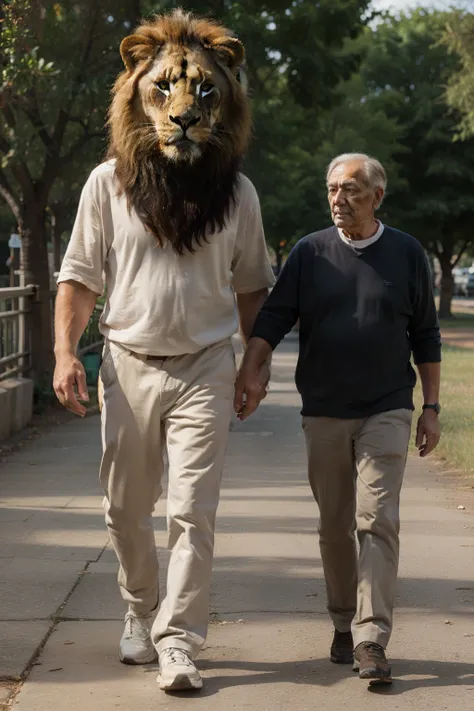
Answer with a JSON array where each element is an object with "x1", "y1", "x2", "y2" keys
[
  {"x1": 233, "y1": 361, "x2": 271, "y2": 421},
  {"x1": 415, "y1": 409, "x2": 441, "y2": 457},
  {"x1": 53, "y1": 353, "x2": 89, "y2": 417}
]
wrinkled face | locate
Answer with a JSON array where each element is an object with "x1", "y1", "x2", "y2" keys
[
  {"x1": 137, "y1": 45, "x2": 231, "y2": 163},
  {"x1": 327, "y1": 160, "x2": 384, "y2": 233}
]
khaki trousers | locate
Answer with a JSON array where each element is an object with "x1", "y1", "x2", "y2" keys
[
  {"x1": 99, "y1": 338, "x2": 235, "y2": 657},
  {"x1": 303, "y1": 409, "x2": 412, "y2": 649}
]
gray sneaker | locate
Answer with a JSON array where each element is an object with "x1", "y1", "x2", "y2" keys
[
  {"x1": 354, "y1": 642, "x2": 392, "y2": 684},
  {"x1": 157, "y1": 648, "x2": 203, "y2": 691},
  {"x1": 119, "y1": 611, "x2": 157, "y2": 665}
]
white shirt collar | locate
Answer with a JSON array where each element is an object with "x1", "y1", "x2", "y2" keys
[{"x1": 338, "y1": 221, "x2": 385, "y2": 249}]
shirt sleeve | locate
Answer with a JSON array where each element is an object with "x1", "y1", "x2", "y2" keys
[
  {"x1": 250, "y1": 242, "x2": 301, "y2": 350},
  {"x1": 408, "y1": 247, "x2": 442, "y2": 364},
  {"x1": 57, "y1": 171, "x2": 106, "y2": 296},
  {"x1": 231, "y1": 178, "x2": 276, "y2": 294}
]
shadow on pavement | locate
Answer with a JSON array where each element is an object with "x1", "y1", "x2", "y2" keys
[{"x1": 173, "y1": 656, "x2": 474, "y2": 698}]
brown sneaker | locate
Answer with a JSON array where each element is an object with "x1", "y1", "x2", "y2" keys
[
  {"x1": 330, "y1": 630, "x2": 354, "y2": 664},
  {"x1": 354, "y1": 642, "x2": 392, "y2": 684}
]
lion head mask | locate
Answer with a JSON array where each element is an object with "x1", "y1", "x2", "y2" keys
[{"x1": 107, "y1": 10, "x2": 251, "y2": 254}]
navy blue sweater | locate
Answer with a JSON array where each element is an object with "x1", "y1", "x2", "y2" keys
[{"x1": 251, "y1": 226, "x2": 442, "y2": 418}]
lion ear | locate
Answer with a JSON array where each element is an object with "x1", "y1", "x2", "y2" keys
[
  {"x1": 120, "y1": 34, "x2": 156, "y2": 73},
  {"x1": 211, "y1": 36, "x2": 245, "y2": 72}
]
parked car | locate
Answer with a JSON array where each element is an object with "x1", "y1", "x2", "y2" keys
[
  {"x1": 453, "y1": 267, "x2": 470, "y2": 296},
  {"x1": 466, "y1": 273, "x2": 474, "y2": 298}
]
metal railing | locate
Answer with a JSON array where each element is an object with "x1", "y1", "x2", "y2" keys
[
  {"x1": 0, "y1": 285, "x2": 104, "y2": 384},
  {"x1": 78, "y1": 303, "x2": 104, "y2": 356},
  {"x1": 0, "y1": 285, "x2": 36, "y2": 383},
  {"x1": 50, "y1": 273, "x2": 104, "y2": 357}
]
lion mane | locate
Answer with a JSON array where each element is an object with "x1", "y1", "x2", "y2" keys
[{"x1": 106, "y1": 10, "x2": 252, "y2": 254}]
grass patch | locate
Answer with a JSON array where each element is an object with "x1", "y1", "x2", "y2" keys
[
  {"x1": 439, "y1": 311, "x2": 474, "y2": 330},
  {"x1": 412, "y1": 345, "x2": 474, "y2": 473}
]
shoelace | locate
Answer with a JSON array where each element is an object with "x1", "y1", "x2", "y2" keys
[
  {"x1": 123, "y1": 612, "x2": 151, "y2": 641},
  {"x1": 362, "y1": 642, "x2": 384, "y2": 660},
  {"x1": 161, "y1": 648, "x2": 194, "y2": 666}
]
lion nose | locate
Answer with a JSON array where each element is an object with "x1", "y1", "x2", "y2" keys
[{"x1": 169, "y1": 114, "x2": 201, "y2": 132}]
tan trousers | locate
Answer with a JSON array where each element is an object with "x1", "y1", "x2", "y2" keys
[
  {"x1": 303, "y1": 409, "x2": 412, "y2": 649},
  {"x1": 99, "y1": 338, "x2": 235, "y2": 657}
]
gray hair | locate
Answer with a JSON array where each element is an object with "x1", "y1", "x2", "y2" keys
[{"x1": 326, "y1": 153, "x2": 387, "y2": 192}]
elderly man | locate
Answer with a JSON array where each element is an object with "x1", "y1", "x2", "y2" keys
[{"x1": 235, "y1": 153, "x2": 441, "y2": 684}]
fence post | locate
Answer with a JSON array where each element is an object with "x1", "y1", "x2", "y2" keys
[{"x1": 18, "y1": 271, "x2": 26, "y2": 374}]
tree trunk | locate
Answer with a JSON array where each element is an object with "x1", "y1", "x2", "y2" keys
[
  {"x1": 20, "y1": 209, "x2": 55, "y2": 386},
  {"x1": 438, "y1": 256, "x2": 454, "y2": 320},
  {"x1": 51, "y1": 212, "x2": 62, "y2": 273}
]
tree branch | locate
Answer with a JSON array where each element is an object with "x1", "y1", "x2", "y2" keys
[
  {"x1": 432, "y1": 242, "x2": 442, "y2": 260},
  {"x1": 0, "y1": 105, "x2": 35, "y2": 198},
  {"x1": 452, "y1": 239, "x2": 473, "y2": 267},
  {"x1": 0, "y1": 168, "x2": 22, "y2": 226},
  {"x1": 66, "y1": 1, "x2": 101, "y2": 114},
  {"x1": 0, "y1": 131, "x2": 10, "y2": 155},
  {"x1": 1, "y1": 102, "x2": 18, "y2": 130},
  {"x1": 60, "y1": 130, "x2": 104, "y2": 166},
  {"x1": 38, "y1": 1, "x2": 101, "y2": 202},
  {"x1": 23, "y1": 87, "x2": 53, "y2": 151},
  {"x1": 67, "y1": 115, "x2": 89, "y2": 128}
]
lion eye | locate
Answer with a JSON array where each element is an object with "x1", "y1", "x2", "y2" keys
[
  {"x1": 201, "y1": 82, "x2": 214, "y2": 96},
  {"x1": 156, "y1": 80, "x2": 170, "y2": 93}
]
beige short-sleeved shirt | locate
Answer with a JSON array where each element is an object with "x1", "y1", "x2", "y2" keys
[{"x1": 58, "y1": 161, "x2": 275, "y2": 355}]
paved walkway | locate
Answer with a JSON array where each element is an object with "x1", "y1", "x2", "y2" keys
[{"x1": 1, "y1": 335, "x2": 474, "y2": 710}]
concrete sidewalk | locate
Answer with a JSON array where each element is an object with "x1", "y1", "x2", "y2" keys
[{"x1": 1, "y1": 334, "x2": 474, "y2": 710}]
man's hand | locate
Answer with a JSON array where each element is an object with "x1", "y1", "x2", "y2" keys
[
  {"x1": 234, "y1": 362, "x2": 270, "y2": 421},
  {"x1": 415, "y1": 409, "x2": 441, "y2": 457},
  {"x1": 53, "y1": 353, "x2": 89, "y2": 417}
]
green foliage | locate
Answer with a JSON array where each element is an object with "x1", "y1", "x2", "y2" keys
[
  {"x1": 442, "y1": 10, "x2": 474, "y2": 140},
  {"x1": 0, "y1": 0, "x2": 56, "y2": 97},
  {"x1": 0, "y1": 1, "x2": 135, "y2": 184},
  {"x1": 354, "y1": 10, "x2": 474, "y2": 269},
  {"x1": 153, "y1": 0, "x2": 371, "y2": 108}
]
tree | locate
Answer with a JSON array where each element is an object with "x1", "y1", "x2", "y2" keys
[
  {"x1": 0, "y1": 0, "x2": 142, "y2": 385},
  {"x1": 358, "y1": 9, "x2": 474, "y2": 318},
  {"x1": 443, "y1": 10, "x2": 474, "y2": 140}
]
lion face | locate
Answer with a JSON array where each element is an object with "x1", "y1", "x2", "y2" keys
[
  {"x1": 137, "y1": 45, "x2": 235, "y2": 163},
  {"x1": 112, "y1": 11, "x2": 249, "y2": 165},
  {"x1": 107, "y1": 11, "x2": 251, "y2": 254}
]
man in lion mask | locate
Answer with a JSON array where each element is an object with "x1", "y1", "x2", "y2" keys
[{"x1": 53, "y1": 10, "x2": 274, "y2": 692}]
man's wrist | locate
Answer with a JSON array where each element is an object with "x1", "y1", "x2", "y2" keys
[
  {"x1": 422, "y1": 402, "x2": 441, "y2": 415},
  {"x1": 54, "y1": 345, "x2": 78, "y2": 359}
]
